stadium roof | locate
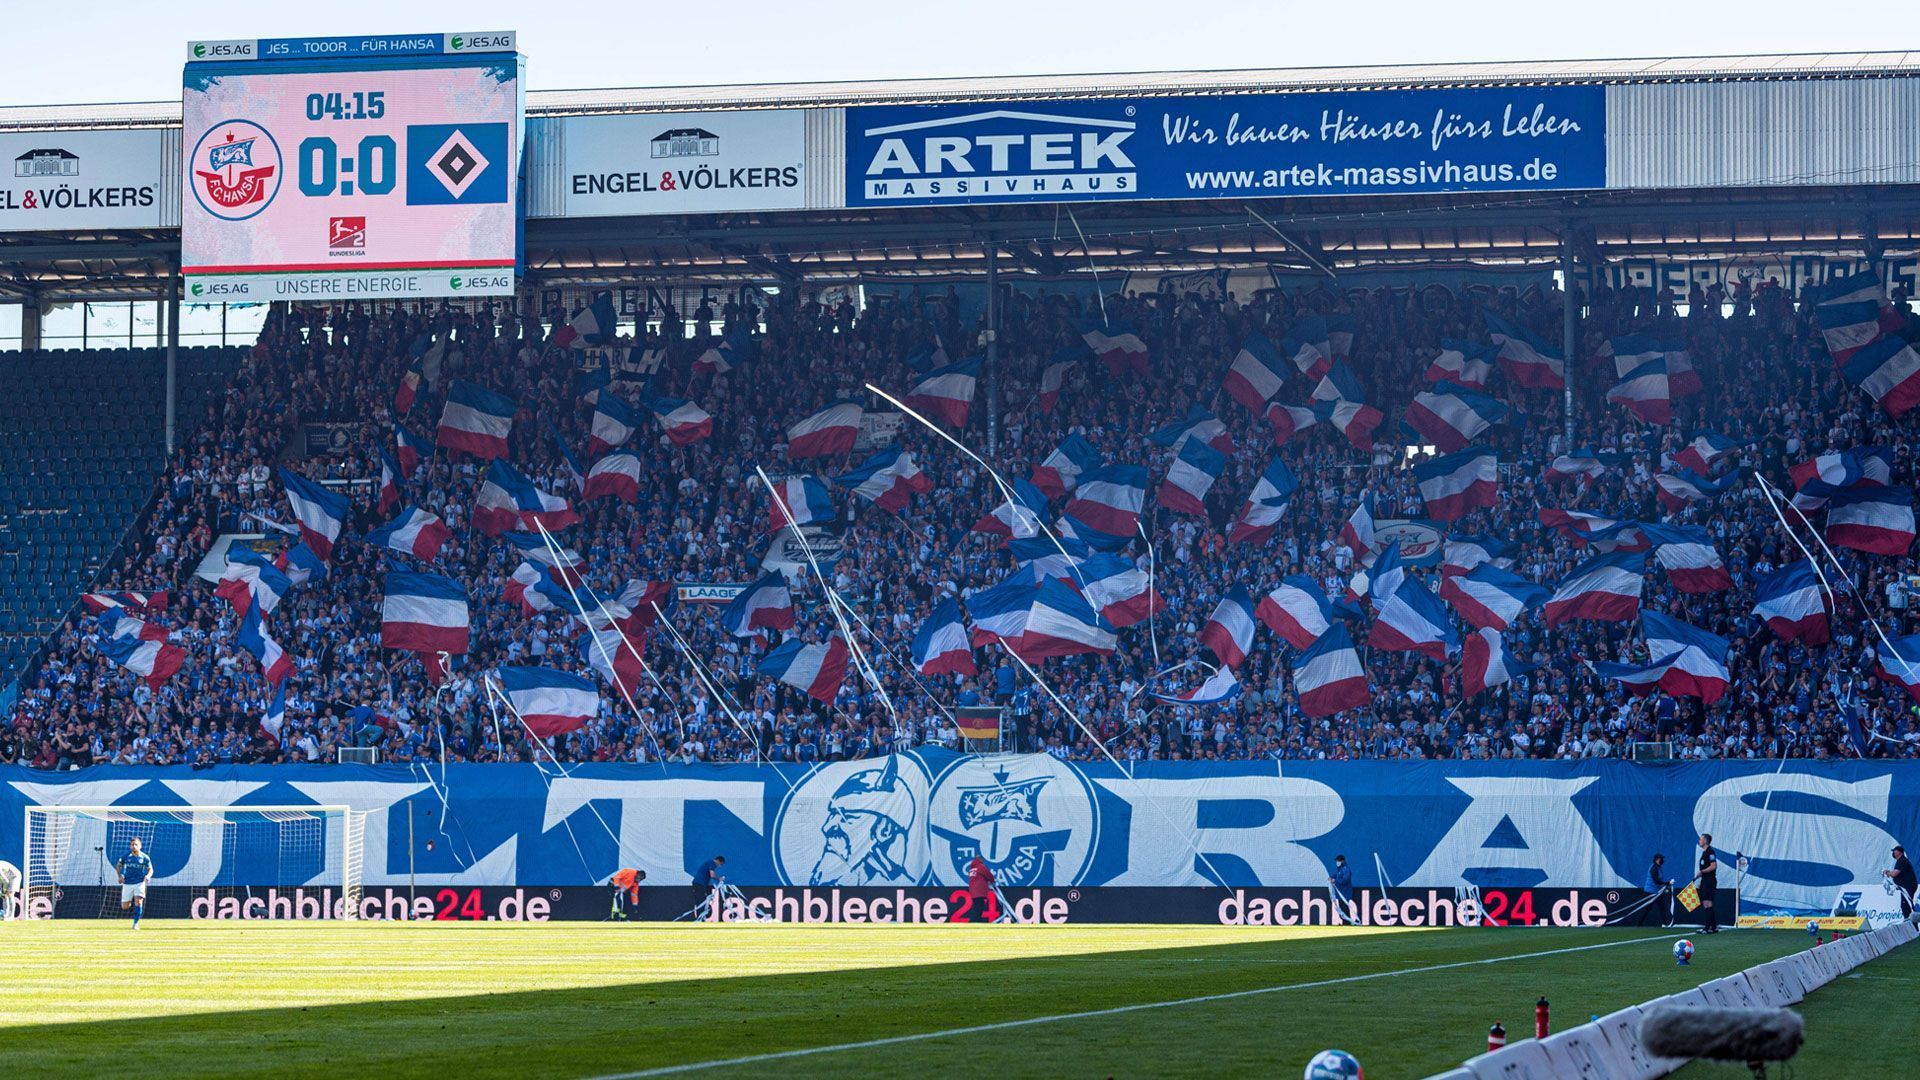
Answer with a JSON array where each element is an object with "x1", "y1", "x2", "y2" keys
[{"x1": 6, "y1": 50, "x2": 1920, "y2": 129}]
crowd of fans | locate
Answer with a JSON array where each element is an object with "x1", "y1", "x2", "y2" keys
[{"x1": 7, "y1": 265, "x2": 1920, "y2": 770}]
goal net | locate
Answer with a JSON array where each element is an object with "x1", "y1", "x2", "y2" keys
[{"x1": 22, "y1": 806, "x2": 365, "y2": 920}]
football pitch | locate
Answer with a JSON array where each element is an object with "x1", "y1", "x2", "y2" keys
[{"x1": 0, "y1": 921, "x2": 1911, "y2": 1078}]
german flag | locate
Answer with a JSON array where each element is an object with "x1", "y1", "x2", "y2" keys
[{"x1": 956, "y1": 710, "x2": 1000, "y2": 740}]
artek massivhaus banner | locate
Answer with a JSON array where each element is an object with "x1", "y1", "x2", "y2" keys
[{"x1": 5, "y1": 754, "x2": 1915, "y2": 924}]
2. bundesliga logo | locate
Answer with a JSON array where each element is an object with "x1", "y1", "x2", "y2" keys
[{"x1": 191, "y1": 120, "x2": 282, "y2": 221}]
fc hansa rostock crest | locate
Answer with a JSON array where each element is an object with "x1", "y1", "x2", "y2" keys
[{"x1": 190, "y1": 120, "x2": 283, "y2": 220}]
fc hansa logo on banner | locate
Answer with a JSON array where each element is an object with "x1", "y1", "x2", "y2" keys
[{"x1": 190, "y1": 120, "x2": 283, "y2": 220}]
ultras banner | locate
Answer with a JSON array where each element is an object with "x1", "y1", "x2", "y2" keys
[{"x1": 4, "y1": 754, "x2": 1913, "y2": 918}]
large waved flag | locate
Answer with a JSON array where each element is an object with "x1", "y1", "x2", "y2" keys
[
  {"x1": 1281, "y1": 316, "x2": 1333, "y2": 379},
  {"x1": 81, "y1": 590, "x2": 168, "y2": 616},
  {"x1": 1199, "y1": 586, "x2": 1259, "y2": 669},
  {"x1": 906, "y1": 357, "x2": 981, "y2": 427},
  {"x1": 436, "y1": 379, "x2": 517, "y2": 460},
  {"x1": 499, "y1": 666, "x2": 600, "y2": 737},
  {"x1": 261, "y1": 683, "x2": 287, "y2": 745},
  {"x1": 1038, "y1": 351, "x2": 1077, "y2": 416},
  {"x1": 552, "y1": 292, "x2": 617, "y2": 349},
  {"x1": 1413, "y1": 449, "x2": 1499, "y2": 521},
  {"x1": 1752, "y1": 559, "x2": 1830, "y2": 644},
  {"x1": 1425, "y1": 340, "x2": 1496, "y2": 387},
  {"x1": 1484, "y1": 312, "x2": 1566, "y2": 390},
  {"x1": 1594, "y1": 611, "x2": 1731, "y2": 703},
  {"x1": 395, "y1": 423, "x2": 431, "y2": 479},
  {"x1": 1265, "y1": 401, "x2": 1328, "y2": 447},
  {"x1": 1545, "y1": 449, "x2": 1617, "y2": 485},
  {"x1": 1256, "y1": 576, "x2": 1333, "y2": 650},
  {"x1": 644, "y1": 394, "x2": 714, "y2": 446},
  {"x1": 1673, "y1": 431, "x2": 1744, "y2": 475},
  {"x1": 1442, "y1": 535, "x2": 1509, "y2": 577},
  {"x1": 721, "y1": 573, "x2": 795, "y2": 639},
  {"x1": 1156, "y1": 438, "x2": 1228, "y2": 517},
  {"x1": 365, "y1": 506, "x2": 452, "y2": 562},
  {"x1": 474, "y1": 459, "x2": 579, "y2": 536},
  {"x1": 1012, "y1": 578, "x2": 1118, "y2": 662},
  {"x1": 504, "y1": 562, "x2": 570, "y2": 617},
  {"x1": 832, "y1": 446, "x2": 933, "y2": 512},
  {"x1": 98, "y1": 631, "x2": 185, "y2": 691},
  {"x1": 1063, "y1": 465, "x2": 1148, "y2": 538},
  {"x1": 1404, "y1": 382, "x2": 1510, "y2": 452},
  {"x1": 1439, "y1": 563, "x2": 1547, "y2": 631},
  {"x1": 1642, "y1": 523, "x2": 1732, "y2": 593},
  {"x1": 1654, "y1": 468, "x2": 1738, "y2": 514},
  {"x1": 1839, "y1": 335, "x2": 1920, "y2": 419},
  {"x1": 380, "y1": 571, "x2": 470, "y2": 655},
  {"x1": 1223, "y1": 333, "x2": 1290, "y2": 412},
  {"x1": 1813, "y1": 271, "x2": 1888, "y2": 362},
  {"x1": 787, "y1": 401, "x2": 865, "y2": 459},
  {"x1": 758, "y1": 637, "x2": 851, "y2": 704},
  {"x1": 1826, "y1": 484, "x2": 1916, "y2": 556},
  {"x1": 1149, "y1": 404, "x2": 1235, "y2": 456},
  {"x1": 1544, "y1": 551, "x2": 1646, "y2": 627},
  {"x1": 502, "y1": 532, "x2": 586, "y2": 580},
  {"x1": 911, "y1": 598, "x2": 976, "y2": 677},
  {"x1": 393, "y1": 359, "x2": 424, "y2": 416},
  {"x1": 1326, "y1": 399, "x2": 1384, "y2": 452},
  {"x1": 768, "y1": 475, "x2": 835, "y2": 531},
  {"x1": 1367, "y1": 575, "x2": 1457, "y2": 661},
  {"x1": 376, "y1": 447, "x2": 403, "y2": 516},
  {"x1": 1292, "y1": 623, "x2": 1369, "y2": 717},
  {"x1": 1606, "y1": 359, "x2": 1673, "y2": 426},
  {"x1": 237, "y1": 603, "x2": 292, "y2": 686},
  {"x1": 279, "y1": 469, "x2": 349, "y2": 561},
  {"x1": 694, "y1": 337, "x2": 743, "y2": 377},
  {"x1": 1030, "y1": 433, "x2": 1102, "y2": 498},
  {"x1": 1077, "y1": 553, "x2": 1163, "y2": 628},
  {"x1": 587, "y1": 393, "x2": 644, "y2": 457},
  {"x1": 215, "y1": 553, "x2": 291, "y2": 619},
  {"x1": 1150, "y1": 665, "x2": 1241, "y2": 706},
  {"x1": 1311, "y1": 361, "x2": 1366, "y2": 405},
  {"x1": 1875, "y1": 633, "x2": 1920, "y2": 703},
  {"x1": 98, "y1": 609, "x2": 169, "y2": 644},
  {"x1": 582, "y1": 451, "x2": 644, "y2": 504},
  {"x1": 1791, "y1": 445, "x2": 1892, "y2": 510},
  {"x1": 1080, "y1": 319, "x2": 1149, "y2": 376},
  {"x1": 972, "y1": 478, "x2": 1049, "y2": 540},
  {"x1": 1339, "y1": 497, "x2": 1375, "y2": 560},
  {"x1": 1008, "y1": 534, "x2": 1090, "y2": 585},
  {"x1": 1228, "y1": 458, "x2": 1299, "y2": 545},
  {"x1": 1462, "y1": 627, "x2": 1534, "y2": 698},
  {"x1": 964, "y1": 575, "x2": 1039, "y2": 647}
]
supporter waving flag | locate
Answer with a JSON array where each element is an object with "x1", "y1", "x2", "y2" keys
[
  {"x1": 1223, "y1": 333, "x2": 1290, "y2": 412},
  {"x1": 1484, "y1": 312, "x2": 1566, "y2": 390},
  {"x1": 1063, "y1": 465, "x2": 1148, "y2": 538},
  {"x1": 1030, "y1": 433, "x2": 1101, "y2": 498},
  {"x1": 1264, "y1": 401, "x2": 1328, "y2": 447},
  {"x1": 436, "y1": 379, "x2": 517, "y2": 460},
  {"x1": 552, "y1": 292, "x2": 617, "y2": 349},
  {"x1": 499, "y1": 667, "x2": 600, "y2": 737},
  {"x1": 1654, "y1": 468, "x2": 1738, "y2": 514},
  {"x1": 582, "y1": 451, "x2": 644, "y2": 503},
  {"x1": 1367, "y1": 575, "x2": 1457, "y2": 661},
  {"x1": 1838, "y1": 335, "x2": 1920, "y2": 419},
  {"x1": 1424, "y1": 340, "x2": 1496, "y2": 387},
  {"x1": 394, "y1": 424, "x2": 430, "y2": 478},
  {"x1": 1013, "y1": 578, "x2": 1118, "y2": 661},
  {"x1": 911, "y1": 598, "x2": 976, "y2": 677},
  {"x1": 1752, "y1": 560, "x2": 1831, "y2": 644},
  {"x1": 1151, "y1": 665, "x2": 1241, "y2": 706},
  {"x1": 97, "y1": 630, "x2": 184, "y2": 691},
  {"x1": 587, "y1": 393, "x2": 643, "y2": 456},
  {"x1": 768, "y1": 475, "x2": 835, "y2": 530},
  {"x1": 644, "y1": 393, "x2": 715, "y2": 446},
  {"x1": 1326, "y1": 400, "x2": 1384, "y2": 452},
  {"x1": 279, "y1": 469, "x2": 349, "y2": 561},
  {"x1": 215, "y1": 555, "x2": 291, "y2": 619},
  {"x1": 1439, "y1": 563, "x2": 1548, "y2": 631},
  {"x1": 972, "y1": 478, "x2": 1049, "y2": 540},
  {"x1": 1199, "y1": 587, "x2": 1259, "y2": 669},
  {"x1": 1038, "y1": 351, "x2": 1078, "y2": 416},
  {"x1": 380, "y1": 571, "x2": 470, "y2": 655},
  {"x1": 376, "y1": 447, "x2": 403, "y2": 515},
  {"x1": 365, "y1": 506, "x2": 452, "y2": 562},
  {"x1": 1079, "y1": 319, "x2": 1149, "y2": 376},
  {"x1": 1875, "y1": 633, "x2": 1920, "y2": 703},
  {"x1": 1413, "y1": 449, "x2": 1499, "y2": 521},
  {"x1": 1642, "y1": 523, "x2": 1732, "y2": 592},
  {"x1": 758, "y1": 636, "x2": 852, "y2": 704},
  {"x1": 237, "y1": 604, "x2": 293, "y2": 687},
  {"x1": 786, "y1": 401, "x2": 865, "y2": 459},
  {"x1": 1619, "y1": 611, "x2": 1731, "y2": 703},
  {"x1": 1156, "y1": 438, "x2": 1228, "y2": 517},
  {"x1": 1463, "y1": 627, "x2": 1533, "y2": 698},
  {"x1": 832, "y1": 446, "x2": 933, "y2": 512},
  {"x1": 1825, "y1": 485, "x2": 1916, "y2": 555},
  {"x1": 1544, "y1": 551, "x2": 1646, "y2": 626},
  {"x1": 1292, "y1": 623, "x2": 1369, "y2": 717},
  {"x1": 1256, "y1": 576, "x2": 1334, "y2": 650},
  {"x1": 1673, "y1": 431, "x2": 1745, "y2": 475},
  {"x1": 1149, "y1": 404, "x2": 1235, "y2": 455},
  {"x1": 1077, "y1": 553, "x2": 1163, "y2": 628},
  {"x1": 1280, "y1": 316, "x2": 1332, "y2": 380},
  {"x1": 1228, "y1": 458, "x2": 1300, "y2": 545},
  {"x1": 1442, "y1": 536, "x2": 1509, "y2": 577},
  {"x1": 906, "y1": 357, "x2": 981, "y2": 427},
  {"x1": 1404, "y1": 381, "x2": 1511, "y2": 452},
  {"x1": 1339, "y1": 498, "x2": 1375, "y2": 560},
  {"x1": 721, "y1": 573, "x2": 795, "y2": 639},
  {"x1": 1606, "y1": 360, "x2": 1673, "y2": 425}
]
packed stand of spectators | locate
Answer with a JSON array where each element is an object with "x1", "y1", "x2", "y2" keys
[{"x1": 7, "y1": 267, "x2": 1920, "y2": 770}]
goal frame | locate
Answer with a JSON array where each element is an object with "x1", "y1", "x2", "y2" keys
[{"x1": 21, "y1": 804, "x2": 366, "y2": 921}]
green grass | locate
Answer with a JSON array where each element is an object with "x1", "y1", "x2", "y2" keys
[{"x1": 0, "y1": 921, "x2": 1900, "y2": 1078}]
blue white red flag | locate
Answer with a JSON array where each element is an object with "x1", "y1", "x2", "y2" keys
[
  {"x1": 436, "y1": 379, "x2": 516, "y2": 460},
  {"x1": 787, "y1": 401, "x2": 865, "y2": 459},
  {"x1": 380, "y1": 571, "x2": 470, "y2": 655},
  {"x1": 279, "y1": 469, "x2": 349, "y2": 561},
  {"x1": 499, "y1": 666, "x2": 600, "y2": 737},
  {"x1": 912, "y1": 598, "x2": 976, "y2": 677},
  {"x1": 906, "y1": 358, "x2": 981, "y2": 427},
  {"x1": 758, "y1": 637, "x2": 851, "y2": 703}
]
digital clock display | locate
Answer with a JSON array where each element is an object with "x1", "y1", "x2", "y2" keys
[{"x1": 181, "y1": 49, "x2": 521, "y2": 300}]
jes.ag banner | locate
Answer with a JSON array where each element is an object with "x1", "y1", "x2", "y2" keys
[
  {"x1": 4, "y1": 753, "x2": 1912, "y2": 924},
  {"x1": 845, "y1": 85, "x2": 1604, "y2": 207}
]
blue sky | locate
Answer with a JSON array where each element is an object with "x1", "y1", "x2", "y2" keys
[{"x1": 0, "y1": 0, "x2": 1894, "y2": 108}]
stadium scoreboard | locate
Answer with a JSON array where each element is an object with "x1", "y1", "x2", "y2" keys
[{"x1": 181, "y1": 33, "x2": 522, "y2": 301}]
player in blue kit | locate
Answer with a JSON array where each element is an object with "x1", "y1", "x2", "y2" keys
[{"x1": 118, "y1": 837, "x2": 153, "y2": 929}]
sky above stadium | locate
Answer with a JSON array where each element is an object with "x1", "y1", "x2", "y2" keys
[{"x1": 0, "y1": 0, "x2": 1899, "y2": 107}]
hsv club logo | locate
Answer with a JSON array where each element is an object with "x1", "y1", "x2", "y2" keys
[{"x1": 190, "y1": 120, "x2": 282, "y2": 221}]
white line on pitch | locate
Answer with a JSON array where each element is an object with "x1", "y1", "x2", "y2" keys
[{"x1": 586, "y1": 931, "x2": 1685, "y2": 1079}]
